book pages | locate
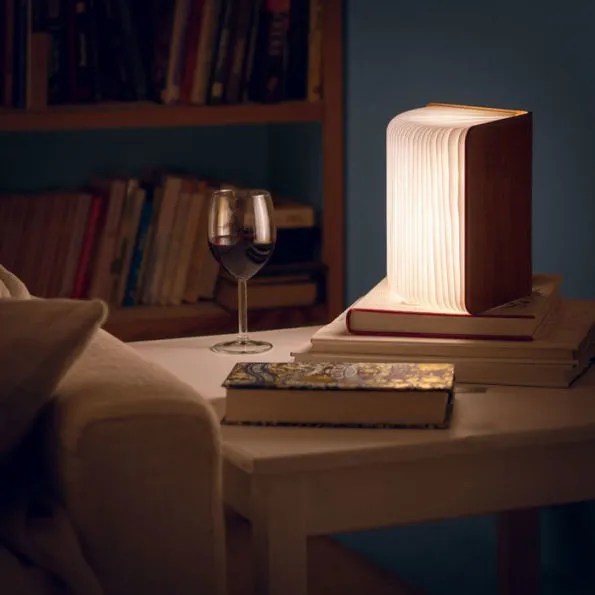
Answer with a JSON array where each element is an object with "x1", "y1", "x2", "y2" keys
[{"x1": 386, "y1": 105, "x2": 511, "y2": 313}]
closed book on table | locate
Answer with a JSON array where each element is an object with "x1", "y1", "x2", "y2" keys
[
  {"x1": 223, "y1": 361, "x2": 455, "y2": 428},
  {"x1": 347, "y1": 274, "x2": 561, "y2": 341}
]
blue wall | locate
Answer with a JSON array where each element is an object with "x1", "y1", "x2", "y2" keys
[
  {"x1": 345, "y1": 0, "x2": 595, "y2": 304},
  {"x1": 341, "y1": 2, "x2": 595, "y2": 593},
  {"x1": 0, "y1": 126, "x2": 270, "y2": 192}
]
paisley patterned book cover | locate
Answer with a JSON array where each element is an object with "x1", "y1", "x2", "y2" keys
[{"x1": 223, "y1": 361, "x2": 454, "y2": 392}]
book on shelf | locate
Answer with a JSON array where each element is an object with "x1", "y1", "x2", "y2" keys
[
  {"x1": 270, "y1": 196, "x2": 319, "y2": 265},
  {"x1": 2, "y1": 0, "x2": 319, "y2": 109},
  {"x1": 293, "y1": 300, "x2": 595, "y2": 388},
  {"x1": 248, "y1": 0, "x2": 290, "y2": 103},
  {"x1": 222, "y1": 361, "x2": 455, "y2": 428},
  {"x1": 215, "y1": 274, "x2": 318, "y2": 311},
  {"x1": 307, "y1": 0, "x2": 322, "y2": 102},
  {"x1": 347, "y1": 274, "x2": 562, "y2": 341}
]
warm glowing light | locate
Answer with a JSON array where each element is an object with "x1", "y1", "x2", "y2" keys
[{"x1": 386, "y1": 104, "x2": 518, "y2": 314}]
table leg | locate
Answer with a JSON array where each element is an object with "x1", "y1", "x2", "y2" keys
[
  {"x1": 250, "y1": 476, "x2": 308, "y2": 595},
  {"x1": 497, "y1": 508, "x2": 540, "y2": 595}
]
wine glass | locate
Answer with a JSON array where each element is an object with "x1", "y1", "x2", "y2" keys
[{"x1": 208, "y1": 188, "x2": 276, "y2": 354}]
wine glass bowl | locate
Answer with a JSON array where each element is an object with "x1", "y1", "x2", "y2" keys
[{"x1": 208, "y1": 188, "x2": 276, "y2": 354}]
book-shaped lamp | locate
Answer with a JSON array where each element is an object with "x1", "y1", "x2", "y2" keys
[{"x1": 387, "y1": 103, "x2": 532, "y2": 315}]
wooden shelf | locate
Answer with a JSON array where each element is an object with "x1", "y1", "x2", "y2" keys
[
  {"x1": 104, "y1": 301, "x2": 328, "y2": 343},
  {"x1": 0, "y1": 100, "x2": 324, "y2": 132}
]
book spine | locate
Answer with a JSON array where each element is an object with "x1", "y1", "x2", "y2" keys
[
  {"x1": 285, "y1": 0, "x2": 308, "y2": 100},
  {"x1": 27, "y1": 31, "x2": 50, "y2": 109},
  {"x1": 47, "y1": 193, "x2": 79, "y2": 297},
  {"x1": 58, "y1": 193, "x2": 91, "y2": 296},
  {"x1": 108, "y1": 178, "x2": 140, "y2": 302},
  {"x1": 273, "y1": 203, "x2": 315, "y2": 228},
  {"x1": 240, "y1": 0, "x2": 262, "y2": 102},
  {"x1": 2, "y1": 0, "x2": 15, "y2": 106},
  {"x1": 141, "y1": 178, "x2": 180, "y2": 304},
  {"x1": 86, "y1": 0, "x2": 101, "y2": 101},
  {"x1": 72, "y1": 194, "x2": 104, "y2": 298},
  {"x1": 306, "y1": 0, "x2": 321, "y2": 101},
  {"x1": 169, "y1": 189, "x2": 204, "y2": 305},
  {"x1": 207, "y1": 0, "x2": 234, "y2": 105},
  {"x1": 44, "y1": 0, "x2": 69, "y2": 104},
  {"x1": 98, "y1": 0, "x2": 134, "y2": 100},
  {"x1": 149, "y1": 0, "x2": 174, "y2": 101},
  {"x1": 71, "y1": 0, "x2": 95, "y2": 102},
  {"x1": 189, "y1": 0, "x2": 220, "y2": 104},
  {"x1": 111, "y1": 0, "x2": 147, "y2": 100},
  {"x1": 115, "y1": 186, "x2": 146, "y2": 305},
  {"x1": 161, "y1": 0, "x2": 192, "y2": 104},
  {"x1": 248, "y1": 0, "x2": 290, "y2": 103},
  {"x1": 223, "y1": 0, "x2": 252, "y2": 104},
  {"x1": 179, "y1": 0, "x2": 204, "y2": 103},
  {"x1": 12, "y1": 0, "x2": 28, "y2": 108},
  {"x1": 158, "y1": 189, "x2": 190, "y2": 304},
  {"x1": 123, "y1": 193, "x2": 154, "y2": 306}
]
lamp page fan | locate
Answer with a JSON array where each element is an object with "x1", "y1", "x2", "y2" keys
[{"x1": 387, "y1": 103, "x2": 532, "y2": 315}]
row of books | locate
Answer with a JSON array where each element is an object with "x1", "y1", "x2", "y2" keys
[
  {"x1": 0, "y1": 0, "x2": 322, "y2": 109},
  {"x1": 0, "y1": 173, "x2": 320, "y2": 307}
]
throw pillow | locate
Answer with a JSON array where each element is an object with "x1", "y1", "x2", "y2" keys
[
  {"x1": 0, "y1": 265, "x2": 30, "y2": 300},
  {"x1": 0, "y1": 298, "x2": 107, "y2": 458}
]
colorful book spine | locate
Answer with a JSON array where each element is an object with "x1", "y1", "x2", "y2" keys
[
  {"x1": 123, "y1": 193, "x2": 154, "y2": 306},
  {"x1": 72, "y1": 194, "x2": 104, "y2": 299}
]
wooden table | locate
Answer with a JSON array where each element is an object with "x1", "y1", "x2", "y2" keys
[{"x1": 131, "y1": 326, "x2": 595, "y2": 595}]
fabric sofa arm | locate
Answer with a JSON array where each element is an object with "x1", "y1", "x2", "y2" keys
[{"x1": 45, "y1": 330, "x2": 226, "y2": 595}]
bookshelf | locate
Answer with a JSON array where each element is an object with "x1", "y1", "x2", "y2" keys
[{"x1": 0, "y1": 0, "x2": 344, "y2": 342}]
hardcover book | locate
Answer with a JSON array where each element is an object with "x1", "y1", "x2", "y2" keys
[
  {"x1": 347, "y1": 274, "x2": 561, "y2": 341},
  {"x1": 223, "y1": 361, "x2": 455, "y2": 428},
  {"x1": 312, "y1": 300, "x2": 595, "y2": 363},
  {"x1": 297, "y1": 300, "x2": 595, "y2": 388}
]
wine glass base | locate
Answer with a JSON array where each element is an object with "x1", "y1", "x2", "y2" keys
[{"x1": 210, "y1": 339, "x2": 273, "y2": 354}]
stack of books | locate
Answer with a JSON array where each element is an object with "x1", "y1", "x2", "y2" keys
[{"x1": 294, "y1": 274, "x2": 595, "y2": 388}]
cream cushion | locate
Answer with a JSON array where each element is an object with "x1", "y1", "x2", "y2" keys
[{"x1": 0, "y1": 298, "x2": 107, "y2": 456}]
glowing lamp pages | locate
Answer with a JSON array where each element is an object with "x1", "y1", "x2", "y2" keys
[{"x1": 386, "y1": 105, "x2": 510, "y2": 314}]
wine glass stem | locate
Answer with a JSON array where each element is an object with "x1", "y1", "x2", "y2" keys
[{"x1": 237, "y1": 278, "x2": 248, "y2": 343}]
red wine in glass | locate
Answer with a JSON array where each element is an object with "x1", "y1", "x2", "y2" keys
[{"x1": 208, "y1": 235, "x2": 274, "y2": 280}]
